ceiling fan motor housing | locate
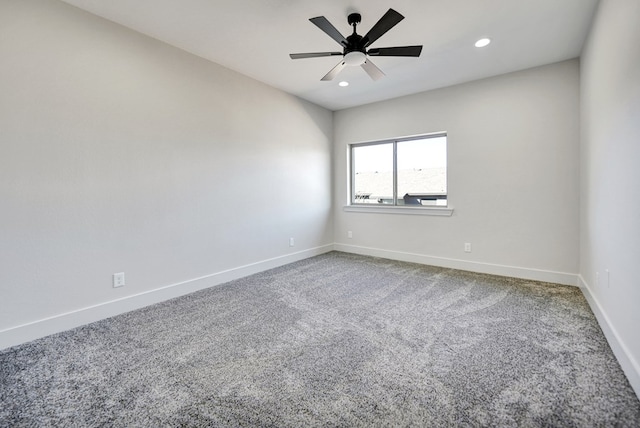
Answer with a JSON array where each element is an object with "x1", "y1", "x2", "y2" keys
[{"x1": 345, "y1": 34, "x2": 365, "y2": 54}]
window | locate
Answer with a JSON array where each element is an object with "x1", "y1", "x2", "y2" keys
[{"x1": 350, "y1": 133, "x2": 447, "y2": 207}]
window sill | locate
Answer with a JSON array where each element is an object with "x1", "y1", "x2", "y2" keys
[{"x1": 343, "y1": 205, "x2": 454, "y2": 216}]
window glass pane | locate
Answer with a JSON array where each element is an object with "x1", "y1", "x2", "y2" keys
[
  {"x1": 353, "y1": 143, "x2": 393, "y2": 204},
  {"x1": 397, "y1": 137, "x2": 447, "y2": 206}
]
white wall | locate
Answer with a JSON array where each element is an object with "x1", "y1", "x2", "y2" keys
[
  {"x1": 579, "y1": 0, "x2": 640, "y2": 396},
  {"x1": 334, "y1": 60, "x2": 580, "y2": 284},
  {"x1": 0, "y1": 0, "x2": 333, "y2": 348}
]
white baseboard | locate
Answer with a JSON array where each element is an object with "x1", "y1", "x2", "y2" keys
[
  {"x1": 0, "y1": 245, "x2": 334, "y2": 351},
  {"x1": 578, "y1": 275, "x2": 640, "y2": 399},
  {"x1": 334, "y1": 243, "x2": 578, "y2": 286}
]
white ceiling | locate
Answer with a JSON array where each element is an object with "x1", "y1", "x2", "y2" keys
[{"x1": 59, "y1": 0, "x2": 598, "y2": 111}]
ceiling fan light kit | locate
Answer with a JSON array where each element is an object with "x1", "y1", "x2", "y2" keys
[
  {"x1": 344, "y1": 51, "x2": 366, "y2": 66},
  {"x1": 289, "y1": 8, "x2": 423, "y2": 81}
]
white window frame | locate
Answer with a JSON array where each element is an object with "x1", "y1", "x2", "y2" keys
[{"x1": 345, "y1": 132, "x2": 453, "y2": 216}]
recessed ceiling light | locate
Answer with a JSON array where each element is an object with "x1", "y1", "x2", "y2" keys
[
  {"x1": 475, "y1": 38, "x2": 491, "y2": 48},
  {"x1": 338, "y1": 81, "x2": 349, "y2": 87}
]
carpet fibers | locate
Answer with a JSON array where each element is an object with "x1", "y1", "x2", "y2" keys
[{"x1": 1, "y1": 252, "x2": 639, "y2": 426}]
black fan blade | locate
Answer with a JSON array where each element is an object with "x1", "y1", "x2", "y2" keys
[
  {"x1": 361, "y1": 59, "x2": 385, "y2": 81},
  {"x1": 290, "y1": 52, "x2": 343, "y2": 59},
  {"x1": 321, "y1": 60, "x2": 347, "y2": 81},
  {"x1": 310, "y1": 16, "x2": 348, "y2": 47},
  {"x1": 367, "y1": 45, "x2": 423, "y2": 57},
  {"x1": 362, "y1": 8, "x2": 404, "y2": 48}
]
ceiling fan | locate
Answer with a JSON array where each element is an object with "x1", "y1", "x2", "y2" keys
[{"x1": 289, "y1": 8, "x2": 423, "y2": 81}]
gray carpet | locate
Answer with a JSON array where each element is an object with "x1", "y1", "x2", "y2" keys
[{"x1": 1, "y1": 251, "x2": 639, "y2": 427}]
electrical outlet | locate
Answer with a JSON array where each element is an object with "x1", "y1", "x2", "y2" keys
[
  {"x1": 113, "y1": 272, "x2": 125, "y2": 288},
  {"x1": 348, "y1": 231, "x2": 353, "y2": 239},
  {"x1": 289, "y1": 237, "x2": 295, "y2": 247},
  {"x1": 605, "y1": 269, "x2": 610, "y2": 288},
  {"x1": 464, "y1": 243, "x2": 472, "y2": 253}
]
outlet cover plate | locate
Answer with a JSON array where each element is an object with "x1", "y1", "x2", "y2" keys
[{"x1": 113, "y1": 272, "x2": 125, "y2": 288}]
